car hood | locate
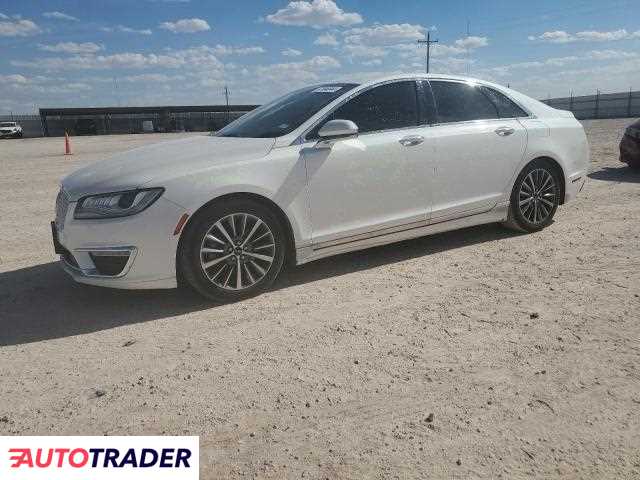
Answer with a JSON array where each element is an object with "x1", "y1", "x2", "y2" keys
[{"x1": 61, "y1": 135, "x2": 275, "y2": 200}]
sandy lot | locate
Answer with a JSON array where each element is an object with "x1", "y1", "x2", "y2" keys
[{"x1": 1, "y1": 121, "x2": 639, "y2": 479}]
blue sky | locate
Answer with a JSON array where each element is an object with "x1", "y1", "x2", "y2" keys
[{"x1": 0, "y1": 0, "x2": 639, "y2": 113}]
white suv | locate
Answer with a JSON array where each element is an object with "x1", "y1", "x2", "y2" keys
[
  {"x1": 53, "y1": 74, "x2": 589, "y2": 301},
  {"x1": 0, "y1": 122, "x2": 23, "y2": 138}
]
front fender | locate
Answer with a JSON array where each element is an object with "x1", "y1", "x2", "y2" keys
[{"x1": 162, "y1": 148, "x2": 312, "y2": 249}]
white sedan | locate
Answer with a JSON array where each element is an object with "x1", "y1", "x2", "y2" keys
[{"x1": 53, "y1": 74, "x2": 590, "y2": 301}]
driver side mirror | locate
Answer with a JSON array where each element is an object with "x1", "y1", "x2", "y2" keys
[{"x1": 317, "y1": 119, "x2": 358, "y2": 141}]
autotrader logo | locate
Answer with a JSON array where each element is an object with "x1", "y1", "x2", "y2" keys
[{"x1": 0, "y1": 436, "x2": 198, "y2": 480}]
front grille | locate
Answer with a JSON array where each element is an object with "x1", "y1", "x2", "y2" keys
[{"x1": 55, "y1": 189, "x2": 70, "y2": 231}]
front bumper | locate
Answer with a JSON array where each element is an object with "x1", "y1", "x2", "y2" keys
[
  {"x1": 0, "y1": 130, "x2": 21, "y2": 138},
  {"x1": 53, "y1": 195, "x2": 185, "y2": 289}
]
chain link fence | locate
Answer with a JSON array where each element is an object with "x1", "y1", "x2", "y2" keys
[{"x1": 541, "y1": 90, "x2": 639, "y2": 120}]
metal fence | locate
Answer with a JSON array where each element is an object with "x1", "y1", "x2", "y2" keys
[{"x1": 542, "y1": 90, "x2": 640, "y2": 120}]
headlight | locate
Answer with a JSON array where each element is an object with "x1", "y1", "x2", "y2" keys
[{"x1": 74, "y1": 188, "x2": 164, "y2": 219}]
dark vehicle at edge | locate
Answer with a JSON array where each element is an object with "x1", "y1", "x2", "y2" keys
[{"x1": 620, "y1": 119, "x2": 640, "y2": 169}]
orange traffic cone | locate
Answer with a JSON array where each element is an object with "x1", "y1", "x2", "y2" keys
[{"x1": 64, "y1": 131, "x2": 72, "y2": 155}]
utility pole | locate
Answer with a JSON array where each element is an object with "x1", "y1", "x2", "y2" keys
[
  {"x1": 417, "y1": 31, "x2": 438, "y2": 74},
  {"x1": 113, "y1": 77, "x2": 120, "y2": 107},
  {"x1": 224, "y1": 85, "x2": 230, "y2": 125},
  {"x1": 466, "y1": 20, "x2": 471, "y2": 74}
]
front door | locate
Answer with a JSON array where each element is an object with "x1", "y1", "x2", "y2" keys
[{"x1": 303, "y1": 80, "x2": 434, "y2": 246}]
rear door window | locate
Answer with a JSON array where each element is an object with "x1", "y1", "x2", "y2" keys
[
  {"x1": 480, "y1": 86, "x2": 528, "y2": 118},
  {"x1": 430, "y1": 81, "x2": 499, "y2": 123}
]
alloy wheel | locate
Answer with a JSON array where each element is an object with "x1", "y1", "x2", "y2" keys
[
  {"x1": 199, "y1": 213, "x2": 275, "y2": 291},
  {"x1": 518, "y1": 168, "x2": 557, "y2": 224}
]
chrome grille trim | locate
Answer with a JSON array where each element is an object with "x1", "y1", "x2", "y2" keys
[{"x1": 55, "y1": 188, "x2": 70, "y2": 231}]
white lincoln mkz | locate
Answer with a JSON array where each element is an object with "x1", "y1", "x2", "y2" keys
[{"x1": 53, "y1": 74, "x2": 590, "y2": 301}]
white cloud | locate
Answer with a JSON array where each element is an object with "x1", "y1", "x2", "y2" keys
[
  {"x1": 344, "y1": 23, "x2": 425, "y2": 46},
  {"x1": 587, "y1": 49, "x2": 638, "y2": 60},
  {"x1": 314, "y1": 32, "x2": 338, "y2": 46},
  {"x1": 255, "y1": 55, "x2": 341, "y2": 84},
  {"x1": 361, "y1": 59, "x2": 382, "y2": 67},
  {"x1": 282, "y1": 48, "x2": 303, "y2": 57},
  {"x1": 0, "y1": 74, "x2": 29, "y2": 84},
  {"x1": 0, "y1": 18, "x2": 41, "y2": 37},
  {"x1": 540, "y1": 31, "x2": 573, "y2": 43},
  {"x1": 12, "y1": 46, "x2": 225, "y2": 71},
  {"x1": 342, "y1": 44, "x2": 387, "y2": 58},
  {"x1": 576, "y1": 29, "x2": 634, "y2": 41},
  {"x1": 101, "y1": 25, "x2": 153, "y2": 35},
  {"x1": 454, "y1": 36, "x2": 489, "y2": 49},
  {"x1": 482, "y1": 55, "x2": 640, "y2": 99},
  {"x1": 211, "y1": 44, "x2": 265, "y2": 56},
  {"x1": 121, "y1": 73, "x2": 186, "y2": 83},
  {"x1": 0, "y1": 13, "x2": 9, "y2": 20},
  {"x1": 485, "y1": 49, "x2": 638, "y2": 78},
  {"x1": 43, "y1": 11, "x2": 78, "y2": 21},
  {"x1": 265, "y1": 0, "x2": 362, "y2": 28},
  {"x1": 391, "y1": 35, "x2": 488, "y2": 61},
  {"x1": 159, "y1": 18, "x2": 210, "y2": 33},
  {"x1": 38, "y1": 42, "x2": 104, "y2": 54},
  {"x1": 531, "y1": 29, "x2": 640, "y2": 44}
]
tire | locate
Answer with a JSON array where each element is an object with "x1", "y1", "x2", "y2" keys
[
  {"x1": 178, "y1": 198, "x2": 286, "y2": 302},
  {"x1": 503, "y1": 159, "x2": 562, "y2": 232}
]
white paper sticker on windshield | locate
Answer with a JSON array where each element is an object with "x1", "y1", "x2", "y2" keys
[{"x1": 312, "y1": 86, "x2": 342, "y2": 93}]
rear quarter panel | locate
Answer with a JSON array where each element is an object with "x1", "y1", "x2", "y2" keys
[{"x1": 511, "y1": 114, "x2": 589, "y2": 204}]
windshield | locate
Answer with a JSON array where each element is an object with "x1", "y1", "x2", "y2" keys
[
  {"x1": 217, "y1": 83, "x2": 358, "y2": 138},
  {"x1": 0, "y1": 123, "x2": 16, "y2": 127}
]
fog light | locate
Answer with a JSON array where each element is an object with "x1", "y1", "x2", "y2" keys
[{"x1": 89, "y1": 251, "x2": 131, "y2": 276}]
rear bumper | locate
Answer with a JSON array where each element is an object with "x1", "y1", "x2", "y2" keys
[{"x1": 564, "y1": 171, "x2": 587, "y2": 203}]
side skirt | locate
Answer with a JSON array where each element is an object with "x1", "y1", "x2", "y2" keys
[{"x1": 295, "y1": 202, "x2": 509, "y2": 265}]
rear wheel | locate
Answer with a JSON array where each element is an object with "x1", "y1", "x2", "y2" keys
[
  {"x1": 503, "y1": 159, "x2": 561, "y2": 232},
  {"x1": 178, "y1": 199, "x2": 286, "y2": 302}
]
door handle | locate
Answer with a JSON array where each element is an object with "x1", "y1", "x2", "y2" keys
[
  {"x1": 495, "y1": 127, "x2": 515, "y2": 137},
  {"x1": 399, "y1": 135, "x2": 424, "y2": 147}
]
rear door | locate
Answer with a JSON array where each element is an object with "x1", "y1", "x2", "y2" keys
[{"x1": 427, "y1": 80, "x2": 527, "y2": 220}]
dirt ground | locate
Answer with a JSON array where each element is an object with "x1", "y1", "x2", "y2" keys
[{"x1": 1, "y1": 120, "x2": 639, "y2": 479}]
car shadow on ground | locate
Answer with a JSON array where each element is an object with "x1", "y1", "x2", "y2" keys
[
  {"x1": 0, "y1": 223, "x2": 521, "y2": 346},
  {"x1": 588, "y1": 166, "x2": 640, "y2": 183}
]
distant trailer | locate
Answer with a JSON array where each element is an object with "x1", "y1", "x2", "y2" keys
[{"x1": 38, "y1": 104, "x2": 259, "y2": 137}]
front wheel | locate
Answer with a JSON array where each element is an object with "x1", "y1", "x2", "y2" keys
[
  {"x1": 503, "y1": 159, "x2": 561, "y2": 232},
  {"x1": 178, "y1": 199, "x2": 286, "y2": 302}
]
